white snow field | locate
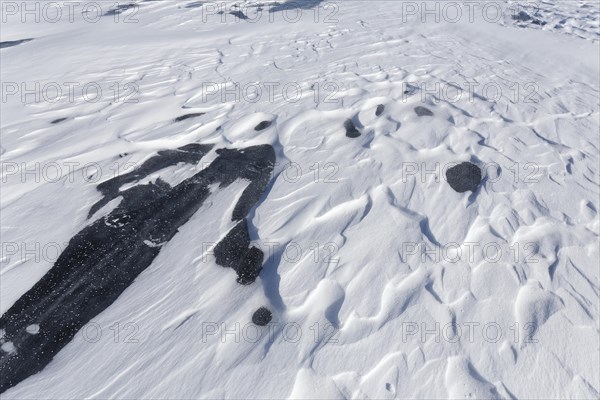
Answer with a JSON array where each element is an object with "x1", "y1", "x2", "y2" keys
[{"x1": 1, "y1": 0, "x2": 599, "y2": 398}]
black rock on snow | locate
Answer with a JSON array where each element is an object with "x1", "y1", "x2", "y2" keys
[
  {"x1": 445, "y1": 162, "x2": 482, "y2": 193},
  {"x1": 252, "y1": 307, "x2": 273, "y2": 326},
  {"x1": 255, "y1": 120, "x2": 273, "y2": 131},
  {"x1": 414, "y1": 106, "x2": 433, "y2": 117},
  {"x1": 344, "y1": 119, "x2": 361, "y2": 138}
]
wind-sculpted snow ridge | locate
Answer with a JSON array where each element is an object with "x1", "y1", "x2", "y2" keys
[
  {"x1": 0, "y1": 143, "x2": 275, "y2": 393},
  {"x1": 504, "y1": 0, "x2": 600, "y2": 42},
  {"x1": 1, "y1": 0, "x2": 599, "y2": 398},
  {"x1": 0, "y1": 39, "x2": 33, "y2": 49}
]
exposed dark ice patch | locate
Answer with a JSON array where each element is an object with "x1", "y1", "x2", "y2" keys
[
  {"x1": 51, "y1": 118, "x2": 67, "y2": 124},
  {"x1": 0, "y1": 39, "x2": 33, "y2": 49},
  {"x1": 344, "y1": 119, "x2": 361, "y2": 138},
  {"x1": 214, "y1": 220, "x2": 264, "y2": 285},
  {"x1": 445, "y1": 162, "x2": 482, "y2": 193},
  {"x1": 255, "y1": 120, "x2": 273, "y2": 131},
  {"x1": 210, "y1": 146, "x2": 275, "y2": 221},
  {"x1": 414, "y1": 106, "x2": 434, "y2": 117},
  {"x1": 375, "y1": 104, "x2": 385, "y2": 117},
  {"x1": 252, "y1": 307, "x2": 273, "y2": 326},
  {"x1": 89, "y1": 143, "x2": 211, "y2": 217},
  {"x1": 174, "y1": 113, "x2": 205, "y2": 122},
  {"x1": 0, "y1": 143, "x2": 275, "y2": 393}
]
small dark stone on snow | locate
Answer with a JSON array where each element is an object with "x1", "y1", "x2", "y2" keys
[
  {"x1": 344, "y1": 119, "x2": 361, "y2": 138},
  {"x1": 51, "y1": 118, "x2": 67, "y2": 124},
  {"x1": 174, "y1": 113, "x2": 205, "y2": 122},
  {"x1": 375, "y1": 104, "x2": 385, "y2": 117},
  {"x1": 252, "y1": 307, "x2": 272, "y2": 326},
  {"x1": 229, "y1": 10, "x2": 249, "y2": 20},
  {"x1": 255, "y1": 120, "x2": 272, "y2": 131},
  {"x1": 414, "y1": 106, "x2": 433, "y2": 117},
  {"x1": 446, "y1": 162, "x2": 482, "y2": 193}
]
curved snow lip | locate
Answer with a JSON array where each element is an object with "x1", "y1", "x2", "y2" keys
[{"x1": 0, "y1": 39, "x2": 33, "y2": 49}]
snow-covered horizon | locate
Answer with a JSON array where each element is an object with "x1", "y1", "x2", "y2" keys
[{"x1": 1, "y1": 1, "x2": 599, "y2": 398}]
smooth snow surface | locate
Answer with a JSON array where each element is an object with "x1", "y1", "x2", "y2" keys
[{"x1": 1, "y1": 0, "x2": 599, "y2": 399}]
